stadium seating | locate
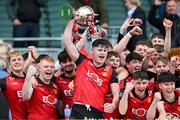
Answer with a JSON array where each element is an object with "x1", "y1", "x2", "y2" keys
[{"x1": 0, "y1": 0, "x2": 158, "y2": 47}]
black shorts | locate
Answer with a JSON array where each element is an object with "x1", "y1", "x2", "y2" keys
[{"x1": 70, "y1": 103, "x2": 103, "y2": 119}]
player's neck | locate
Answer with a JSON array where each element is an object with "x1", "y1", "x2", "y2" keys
[
  {"x1": 92, "y1": 60, "x2": 104, "y2": 68},
  {"x1": 39, "y1": 76, "x2": 51, "y2": 85},
  {"x1": 65, "y1": 72, "x2": 75, "y2": 78},
  {"x1": 163, "y1": 92, "x2": 176, "y2": 103},
  {"x1": 65, "y1": 70, "x2": 75, "y2": 78},
  {"x1": 12, "y1": 71, "x2": 24, "y2": 77}
]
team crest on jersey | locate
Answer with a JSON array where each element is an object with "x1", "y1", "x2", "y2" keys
[
  {"x1": 132, "y1": 108, "x2": 146, "y2": 117},
  {"x1": 102, "y1": 66, "x2": 110, "y2": 77},
  {"x1": 102, "y1": 71, "x2": 108, "y2": 77},
  {"x1": 178, "y1": 106, "x2": 180, "y2": 112}
]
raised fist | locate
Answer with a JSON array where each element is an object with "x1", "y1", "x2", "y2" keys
[
  {"x1": 132, "y1": 18, "x2": 143, "y2": 26},
  {"x1": 125, "y1": 81, "x2": 134, "y2": 93},
  {"x1": 154, "y1": 92, "x2": 162, "y2": 102},
  {"x1": 129, "y1": 26, "x2": 142, "y2": 36},
  {"x1": 163, "y1": 18, "x2": 173, "y2": 30}
]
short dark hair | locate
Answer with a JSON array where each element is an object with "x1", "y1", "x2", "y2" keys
[
  {"x1": 133, "y1": 70, "x2": 149, "y2": 80},
  {"x1": 107, "y1": 51, "x2": 120, "y2": 59},
  {"x1": 125, "y1": 52, "x2": 143, "y2": 63},
  {"x1": 92, "y1": 39, "x2": 112, "y2": 49},
  {"x1": 151, "y1": 33, "x2": 164, "y2": 40},
  {"x1": 158, "y1": 72, "x2": 176, "y2": 83},
  {"x1": 57, "y1": 50, "x2": 71, "y2": 63},
  {"x1": 135, "y1": 40, "x2": 152, "y2": 48}
]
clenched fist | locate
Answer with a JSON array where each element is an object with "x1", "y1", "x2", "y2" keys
[{"x1": 129, "y1": 26, "x2": 142, "y2": 36}]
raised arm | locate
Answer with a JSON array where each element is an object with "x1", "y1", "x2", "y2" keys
[
  {"x1": 22, "y1": 65, "x2": 37, "y2": 100},
  {"x1": 114, "y1": 26, "x2": 142, "y2": 53},
  {"x1": 163, "y1": 18, "x2": 173, "y2": 53},
  {"x1": 63, "y1": 19, "x2": 79, "y2": 62},
  {"x1": 75, "y1": 28, "x2": 88, "y2": 51},
  {"x1": 119, "y1": 81, "x2": 134, "y2": 115},
  {"x1": 146, "y1": 92, "x2": 162, "y2": 120},
  {"x1": 103, "y1": 82, "x2": 120, "y2": 113},
  {"x1": 156, "y1": 101, "x2": 166, "y2": 120},
  {"x1": 23, "y1": 46, "x2": 38, "y2": 73}
]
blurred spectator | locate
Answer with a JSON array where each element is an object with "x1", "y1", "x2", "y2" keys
[
  {"x1": 0, "y1": 57, "x2": 9, "y2": 120},
  {"x1": 71, "y1": 0, "x2": 109, "y2": 29},
  {"x1": 148, "y1": 0, "x2": 180, "y2": 47},
  {"x1": 176, "y1": 0, "x2": 180, "y2": 17},
  {"x1": 123, "y1": 0, "x2": 147, "y2": 51},
  {"x1": 0, "y1": 39, "x2": 13, "y2": 61},
  {"x1": 6, "y1": 0, "x2": 47, "y2": 47}
]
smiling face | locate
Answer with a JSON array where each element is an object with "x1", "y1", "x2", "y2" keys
[
  {"x1": 154, "y1": 61, "x2": 170, "y2": 75},
  {"x1": 38, "y1": 59, "x2": 55, "y2": 81},
  {"x1": 60, "y1": 58, "x2": 75, "y2": 73},
  {"x1": 126, "y1": 60, "x2": 142, "y2": 73},
  {"x1": 92, "y1": 46, "x2": 108, "y2": 67},
  {"x1": 166, "y1": 0, "x2": 177, "y2": 15},
  {"x1": 9, "y1": 55, "x2": 24, "y2": 73},
  {"x1": 160, "y1": 82, "x2": 175, "y2": 97},
  {"x1": 134, "y1": 44, "x2": 149, "y2": 57},
  {"x1": 106, "y1": 55, "x2": 120, "y2": 69},
  {"x1": 133, "y1": 79, "x2": 149, "y2": 98}
]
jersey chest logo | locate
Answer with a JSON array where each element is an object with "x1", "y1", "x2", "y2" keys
[
  {"x1": 87, "y1": 70, "x2": 103, "y2": 86},
  {"x1": 64, "y1": 89, "x2": 73, "y2": 96},
  {"x1": 42, "y1": 95, "x2": 58, "y2": 105},
  {"x1": 132, "y1": 108, "x2": 147, "y2": 118}
]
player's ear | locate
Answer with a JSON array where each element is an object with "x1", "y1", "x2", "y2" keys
[
  {"x1": 159, "y1": 83, "x2": 162, "y2": 89},
  {"x1": 90, "y1": 47, "x2": 94, "y2": 54},
  {"x1": 34, "y1": 64, "x2": 40, "y2": 73}
]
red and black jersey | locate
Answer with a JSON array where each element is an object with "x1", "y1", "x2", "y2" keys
[
  {"x1": 162, "y1": 91, "x2": 180, "y2": 119},
  {"x1": 73, "y1": 54, "x2": 118, "y2": 111},
  {"x1": 0, "y1": 72, "x2": 28, "y2": 119},
  {"x1": 27, "y1": 76, "x2": 60, "y2": 120},
  {"x1": 121, "y1": 89, "x2": 154, "y2": 120},
  {"x1": 103, "y1": 91, "x2": 120, "y2": 119},
  {"x1": 57, "y1": 75, "x2": 74, "y2": 113}
]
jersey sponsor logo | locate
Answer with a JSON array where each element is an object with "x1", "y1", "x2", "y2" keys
[
  {"x1": 87, "y1": 70, "x2": 103, "y2": 86},
  {"x1": 42, "y1": 95, "x2": 58, "y2": 105},
  {"x1": 64, "y1": 90, "x2": 73, "y2": 96},
  {"x1": 132, "y1": 108, "x2": 146, "y2": 117},
  {"x1": 17, "y1": 90, "x2": 23, "y2": 98}
]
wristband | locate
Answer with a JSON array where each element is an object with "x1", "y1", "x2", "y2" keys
[{"x1": 126, "y1": 32, "x2": 132, "y2": 39}]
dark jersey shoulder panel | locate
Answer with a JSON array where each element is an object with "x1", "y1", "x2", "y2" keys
[
  {"x1": 75, "y1": 52, "x2": 86, "y2": 65},
  {"x1": 110, "y1": 69, "x2": 118, "y2": 83},
  {"x1": 0, "y1": 78, "x2": 6, "y2": 91}
]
